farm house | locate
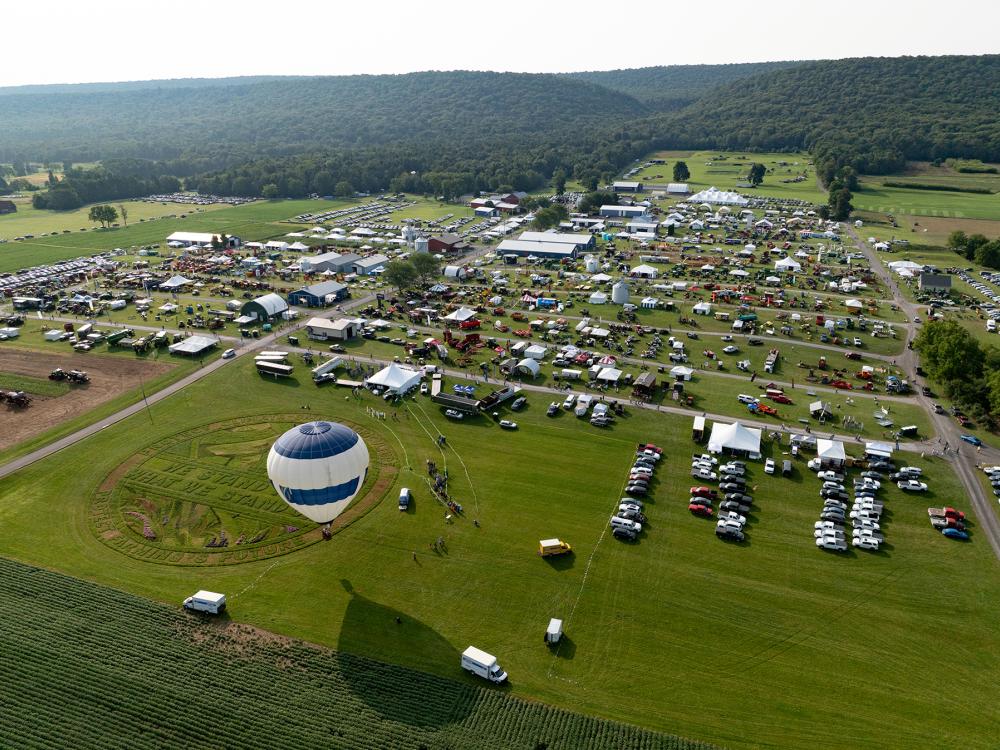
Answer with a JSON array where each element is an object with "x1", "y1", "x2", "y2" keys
[{"x1": 304, "y1": 318, "x2": 358, "y2": 341}]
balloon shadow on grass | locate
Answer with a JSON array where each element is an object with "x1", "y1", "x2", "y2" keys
[{"x1": 336, "y1": 580, "x2": 481, "y2": 728}]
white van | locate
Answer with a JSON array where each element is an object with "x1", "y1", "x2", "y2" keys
[{"x1": 609, "y1": 515, "x2": 641, "y2": 533}]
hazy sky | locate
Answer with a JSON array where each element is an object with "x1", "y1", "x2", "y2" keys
[{"x1": 4, "y1": 0, "x2": 998, "y2": 87}]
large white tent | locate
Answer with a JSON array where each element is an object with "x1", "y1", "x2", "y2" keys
[
  {"x1": 816, "y1": 439, "x2": 847, "y2": 466},
  {"x1": 774, "y1": 257, "x2": 802, "y2": 272},
  {"x1": 365, "y1": 363, "x2": 421, "y2": 394},
  {"x1": 443, "y1": 307, "x2": 478, "y2": 322},
  {"x1": 708, "y1": 421, "x2": 762, "y2": 456},
  {"x1": 689, "y1": 187, "x2": 750, "y2": 206}
]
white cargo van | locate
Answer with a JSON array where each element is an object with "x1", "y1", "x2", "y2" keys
[
  {"x1": 461, "y1": 646, "x2": 508, "y2": 683},
  {"x1": 183, "y1": 590, "x2": 226, "y2": 615}
]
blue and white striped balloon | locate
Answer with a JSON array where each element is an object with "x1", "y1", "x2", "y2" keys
[{"x1": 266, "y1": 421, "x2": 370, "y2": 524}]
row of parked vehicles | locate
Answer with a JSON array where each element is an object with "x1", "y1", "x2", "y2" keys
[
  {"x1": 689, "y1": 454, "x2": 752, "y2": 542},
  {"x1": 810, "y1": 458, "x2": 896, "y2": 552},
  {"x1": 609, "y1": 442, "x2": 663, "y2": 541}
]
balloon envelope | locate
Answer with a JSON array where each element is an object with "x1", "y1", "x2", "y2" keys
[{"x1": 267, "y1": 421, "x2": 370, "y2": 524}]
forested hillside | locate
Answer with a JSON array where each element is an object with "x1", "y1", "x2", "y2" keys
[
  {"x1": 7, "y1": 55, "x2": 1000, "y2": 206},
  {"x1": 567, "y1": 61, "x2": 803, "y2": 110},
  {"x1": 0, "y1": 71, "x2": 648, "y2": 163},
  {"x1": 644, "y1": 55, "x2": 1000, "y2": 182}
]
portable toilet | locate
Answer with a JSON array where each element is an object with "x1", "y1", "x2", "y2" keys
[
  {"x1": 585, "y1": 255, "x2": 599, "y2": 273},
  {"x1": 611, "y1": 280, "x2": 630, "y2": 305},
  {"x1": 545, "y1": 618, "x2": 563, "y2": 644}
]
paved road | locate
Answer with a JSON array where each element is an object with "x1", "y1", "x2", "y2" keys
[{"x1": 847, "y1": 226, "x2": 1000, "y2": 560}]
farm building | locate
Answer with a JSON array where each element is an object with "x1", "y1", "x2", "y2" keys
[
  {"x1": 475, "y1": 206, "x2": 499, "y2": 218},
  {"x1": 600, "y1": 205, "x2": 647, "y2": 218},
  {"x1": 428, "y1": 234, "x2": 469, "y2": 254},
  {"x1": 287, "y1": 280, "x2": 348, "y2": 307},
  {"x1": 166, "y1": 231, "x2": 241, "y2": 248},
  {"x1": 666, "y1": 183, "x2": 689, "y2": 194},
  {"x1": 301, "y1": 252, "x2": 359, "y2": 274},
  {"x1": 352, "y1": 255, "x2": 390, "y2": 275},
  {"x1": 612, "y1": 181, "x2": 643, "y2": 192},
  {"x1": 0, "y1": 199, "x2": 17, "y2": 214},
  {"x1": 304, "y1": 317, "x2": 358, "y2": 341},
  {"x1": 240, "y1": 293, "x2": 289, "y2": 323},
  {"x1": 918, "y1": 273, "x2": 952, "y2": 291},
  {"x1": 168, "y1": 335, "x2": 218, "y2": 356},
  {"x1": 496, "y1": 237, "x2": 588, "y2": 261}
]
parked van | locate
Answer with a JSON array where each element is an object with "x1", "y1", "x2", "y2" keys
[
  {"x1": 398, "y1": 487, "x2": 411, "y2": 511},
  {"x1": 538, "y1": 538, "x2": 572, "y2": 557},
  {"x1": 461, "y1": 646, "x2": 507, "y2": 683}
]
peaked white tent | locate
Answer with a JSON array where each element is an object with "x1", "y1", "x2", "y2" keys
[
  {"x1": 365, "y1": 363, "x2": 421, "y2": 394},
  {"x1": 159, "y1": 275, "x2": 193, "y2": 290},
  {"x1": 708, "y1": 421, "x2": 762, "y2": 456},
  {"x1": 816, "y1": 439, "x2": 846, "y2": 466},
  {"x1": 443, "y1": 307, "x2": 478, "y2": 322},
  {"x1": 670, "y1": 365, "x2": 694, "y2": 381},
  {"x1": 775, "y1": 257, "x2": 802, "y2": 272}
]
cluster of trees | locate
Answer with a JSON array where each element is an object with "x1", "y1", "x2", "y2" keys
[
  {"x1": 32, "y1": 167, "x2": 179, "y2": 210},
  {"x1": 914, "y1": 320, "x2": 1000, "y2": 426},
  {"x1": 532, "y1": 203, "x2": 569, "y2": 229},
  {"x1": 673, "y1": 161, "x2": 690, "y2": 181},
  {"x1": 87, "y1": 204, "x2": 119, "y2": 228},
  {"x1": 382, "y1": 253, "x2": 442, "y2": 291},
  {"x1": 948, "y1": 231, "x2": 1000, "y2": 269}
]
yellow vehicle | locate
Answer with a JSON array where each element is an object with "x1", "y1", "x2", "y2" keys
[{"x1": 538, "y1": 538, "x2": 572, "y2": 557}]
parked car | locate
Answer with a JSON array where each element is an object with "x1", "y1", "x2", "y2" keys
[
  {"x1": 221, "y1": 348, "x2": 236, "y2": 359},
  {"x1": 817, "y1": 471, "x2": 844, "y2": 482},
  {"x1": 691, "y1": 469, "x2": 717, "y2": 481},
  {"x1": 546, "y1": 402, "x2": 559, "y2": 416},
  {"x1": 690, "y1": 486, "x2": 717, "y2": 499},
  {"x1": 897, "y1": 479, "x2": 928, "y2": 492},
  {"x1": 444, "y1": 409, "x2": 464, "y2": 420},
  {"x1": 852, "y1": 536, "x2": 880, "y2": 551},
  {"x1": 499, "y1": 420, "x2": 518, "y2": 430},
  {"x1": 689, "y1": 503, "x2": 713, "y2": 517},
  {"x1": 764, "y1": 458, "x2": 775, "y2": 474},
  {"x1": 816, "y1": 536, "x2": 848, "y2": 552},
  {"x1": 715, "y1": 527, "x2": 745, "y2": 542},
  {"x1": 510, "y1": 397, "x2": 527, "y2": 411},
  {"x1": 960, "y1": 434, "x2": 983, "y2": 447},
  {"x1": 612, "y1": 527, "x2": 638, "y2": 542},
  {"x1": 941, "y1": 527, "x2": 970, "y2": 540}
]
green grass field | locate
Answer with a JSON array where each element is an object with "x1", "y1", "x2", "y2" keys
[
  {"x1": 0, "y1": 371, "x2": 69, "y2": 396},
  {"x1": 0, "y1": 355, "x2": 997, "y2": 748},
  {"x1": 0, "y1": 197, "x2": 230, "y2": 239},
  {"x1": 629, "y1": 151, "x2": 827, "y2": 203},
  {"x1": 0, "y1": 195, "x2": 472, "y2": 274}
]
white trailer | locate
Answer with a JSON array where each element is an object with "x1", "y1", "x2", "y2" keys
[
  {"x1": 461, "y1": 646, "x2": 507, "y2": 683},
  {"x1": 545, "y1": 618, "x2": 563, "y2": 644},
  {"x1": 183, "y1": 590, "x2": 226, "y2": 615},
  {"x1": 312, "y1": 356, "x2": 344, "y2": 377}
]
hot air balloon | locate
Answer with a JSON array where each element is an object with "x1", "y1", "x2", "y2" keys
[{"x1": 266, "y1": 421, "x2": 370, "y2": 524}]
